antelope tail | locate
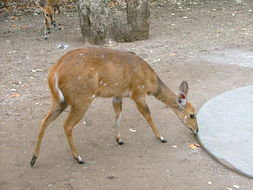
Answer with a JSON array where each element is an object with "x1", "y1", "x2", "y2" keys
[{"x1": 54, "y1": 73, "x2": 65, "y2": 104}]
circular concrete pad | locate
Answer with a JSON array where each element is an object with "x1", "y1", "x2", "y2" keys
[{"x1": 197, "y1": 85, "x2": 253, "y2": 178}]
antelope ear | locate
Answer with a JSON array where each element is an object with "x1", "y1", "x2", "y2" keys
[
  {"x1": 176, "y1": 92, "x2": 187, "y2": 109},
  {"x1": 176, "y1": 81, "x2": 188, "y2": 108},
  {"x1": 179, "y1": 81, "x2": 189, "y2": 95}
]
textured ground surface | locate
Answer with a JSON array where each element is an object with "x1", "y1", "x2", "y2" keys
[
  {"x1": 197, "y1": 85, "x2": 253, "y2": 179},
  {"x1": 1, "y1": 0, "x2": 253, "y2": 190}
]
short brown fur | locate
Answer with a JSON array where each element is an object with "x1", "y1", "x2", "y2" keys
[{"x1": 30, "y1": 47, "x2": 198, "y2": 167}]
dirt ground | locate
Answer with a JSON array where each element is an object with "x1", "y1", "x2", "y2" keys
[{"x1": 1, "y1": 0, "x2": 253, "y2": 190}]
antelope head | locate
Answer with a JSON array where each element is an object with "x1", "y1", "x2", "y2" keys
[{"x1": 176, "y1": 81, "x2": 198, "y2": 133}]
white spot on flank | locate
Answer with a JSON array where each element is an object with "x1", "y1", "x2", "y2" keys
[
  {"x1": 103, "y1": 83, "x2": 107, "y2": 86},
  {"x1": 78, "y1": 76, "x2": 81, "y2": 80},
  {"x1": 91, "y1": 94, "x2": 96, "y2": 99},
  {"x1": 54, "y1": 73, "x2": 64, "y2": 103},
  {"x1": 99, "y1": 80, "x2": 103, "y2": 85},
  {"x1": 90, "y1": 67, "x2": 94, "y2": 70},
  {"x1": 80, "y1": 53, "x2": 84, "y2": 56},
  {"x1": 114, "y1": 82, "x2": 119, "y2": 86}
]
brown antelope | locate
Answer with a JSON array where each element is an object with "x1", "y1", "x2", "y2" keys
[
  {"x1": 39, "y1": 0, "x2": 61, "y2": 39},
  {"x1": 30, "y1": 47, "x2": 198, "y2": 167}
]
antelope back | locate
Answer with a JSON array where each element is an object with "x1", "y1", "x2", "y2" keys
[{"x1": 49, "y1": 48, "x2": 159, "y2": 102}]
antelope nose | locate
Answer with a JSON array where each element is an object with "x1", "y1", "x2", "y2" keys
[
  {"x1": 196, "y1": 127, "x2": 199, "y2": 133},
  {"x1": 190, "y1": 127, "x2": 199, "y2": 134}
]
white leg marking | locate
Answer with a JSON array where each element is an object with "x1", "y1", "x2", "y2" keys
[
  {"x1": 77, "y1": 155, "x2": 83, "y2": 162},
  {"x1": 183, "y1": 115, "x2": 188, "y2": 124},
  {"x1": 116, "y1": 113, "x2": 121, "y2": 127},
  {"x1": 115, "y1": 113, "x2": 121, "y2": 139}
]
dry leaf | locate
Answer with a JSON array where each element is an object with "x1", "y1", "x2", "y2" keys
[
  {"x1": 20, "y1": 25, "x2": 28, "y2": 28},
  {"x1": 169, "y1": 53, "x2": 177, "y2": 57},
  {"x1": 21, "y1": 84, "x2": 29, "y2": 87},
  {"x1": 10, "y1": 93, "x2": 21, "y2": 98},
  {"x1": 11, "y1": 24, "x2": 29, "y2": 29},
  {"x1": 189, "y1": 143, "x2": 200, "y2": 150},
  {"x1": 10, "y1": 16, "x2": 17, "y2": 20}
]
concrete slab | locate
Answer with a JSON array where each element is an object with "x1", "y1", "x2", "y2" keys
[{"x1": 197, "y1": 85, "x2": 253, "y2": 178}]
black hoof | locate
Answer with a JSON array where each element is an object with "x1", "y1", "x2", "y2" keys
[
  {"x1": 116, "y1": 139, "x2": 124, "y2": 145},
  {"x1": 77, "y1": 160, "x2": 85, "y2": 164},
  {"x1": 30, "y1": 154, "x2": 37, "y2": 167},
  {"x1": 74, "y1": 156, "x2": 85, "y2": 164},
  {"x1": 157, "y1": 137, "x2": 168, "y2": 143}
]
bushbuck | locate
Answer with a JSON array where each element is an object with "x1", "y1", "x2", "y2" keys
[
  {"x1": 39, "y1": 0, "x2": 61, "y2": 39},
  {"x1": 30, "y1": 47, "x2": 198, "y2": 167}
]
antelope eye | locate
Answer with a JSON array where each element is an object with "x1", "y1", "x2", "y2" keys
[
  {"x1": 45, "y1": 14, "x2": 49, "y2": 16},
  {"x1": 190, "y1": 114, "x2": 196, "y2": 119}
]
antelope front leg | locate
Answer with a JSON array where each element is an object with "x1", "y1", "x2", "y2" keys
[
  {"x1": 52, "y1": 8, "x2": 56, "y2": 27},
  {"x1": 44, "y1": 18, "x2": 50, "y2": 39},
  {"x1": 57, "y1": 6, "x2": 61, "y2": 30},
  {"x1": 112, "y1": 97, "x2": 124, "y2": 145},
  {"x1": 133, "y1": 96, "x2": 167, "y2": 143}
]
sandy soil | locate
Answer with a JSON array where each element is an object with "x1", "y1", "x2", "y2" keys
[{"x1": 1, "y1": 0, "x2": 253, "y2": 189}]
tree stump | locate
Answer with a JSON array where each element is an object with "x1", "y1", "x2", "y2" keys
[{"x1": 78, "y1": 0, "x2": 150, "y2": 44}]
